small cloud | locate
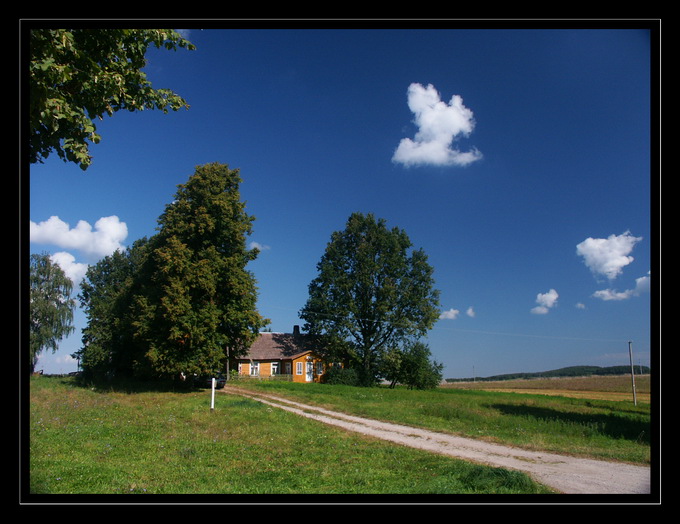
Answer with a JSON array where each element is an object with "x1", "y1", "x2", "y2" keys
[
  {"x1": 466, "y1": 306, "x2": 475, "y2": 318},
  {"x1": 634, "y1": 272, "x2": 651, "y2": 294},
  {"x1": 30, "y1": 215, "x2": 127, "y2": 260},
  {"x1": 439, "y1": 308, "x2": 460, "y2": 320},
  {"x1": 575, "y1": 302, "x2": 586, "y2": 309},
  {"x1": 531, "y1": 288, "x2": 559, "y2": 315},
  {"x1": 392, "y1": 83, "x2": 482, "y2": 168},
  {"x1": 576, "y1": 231, "x2": 642, "y2": 280},
  {"x1": 249, "y1": 241, "x2": 271, "y2": 252},
  {"x1": 593, "y1": 271, "x2": 651, "y2": 301},
  {"x1": 592, "y1": 289, "x2": 632, "y2": 301}
]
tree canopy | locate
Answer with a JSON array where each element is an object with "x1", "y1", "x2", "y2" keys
[
  {"x1": 75, "y1": 239, "x2": 149, "y2": 379},
  {"x1": 382, "y1": 341, "x2": 444, "y2": 390},
  {"x1": 29, "y1": 253, "x2": 76, "y2": 373},
  {"x1": 76, "y1": 163, "x2": 268, "y2": 381},
  {"x1": 29, "y1": 28, "x2": 194, "y2": 170},
  {"x1": 300, "y1": 212, "x2": 441, "y2": 385}
]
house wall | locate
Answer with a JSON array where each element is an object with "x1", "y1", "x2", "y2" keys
[{"x1": 236, "y1": 354, "x2": 329, "y2": 383}]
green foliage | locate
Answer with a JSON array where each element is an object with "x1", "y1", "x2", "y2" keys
[
  {"x1": 29, "y1": 28, "x2": 194, "y2": 170},
  {"x1": 300, "y1": 212, "x2": 440, "y2": 386},
  {"x1": 320, "y1": 366, "x2": 360, "y2": 386},
  {"x1": 29, "y1": 253, "x2": 76, "y2": 373},
  {"x1": 75, "y1": 238, "x2": 150, "y2": 380},
  {"x1": 383, "y1": 340, "x2": 443, "y2": 390},
  {"x1": 77, "y1": 163, "x2": 268, "y2": 381}
]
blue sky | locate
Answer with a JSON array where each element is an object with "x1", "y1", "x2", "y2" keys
[{"x1": 28, "y1": 25, "x2": 656, "y2": 378}]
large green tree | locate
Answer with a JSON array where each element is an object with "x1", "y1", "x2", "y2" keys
[
  {"x1": 29, "y1": 253, "x2": 76, "y2": 374},
  {"x1": 382, "y1": 341, "x2": 444, "y2": 390},
  {"x1": 130, "y1": 163, "x2": 268, "y2": 379},
  {"x1": 74, "y1": 238, "x2": 149, "y2": 379},
  {"x1": 300, "y1": 212, "x2": 441, "y2": 385},
  {"x1": 29, "y1": 28, "x2": 194, "y2": 170}
]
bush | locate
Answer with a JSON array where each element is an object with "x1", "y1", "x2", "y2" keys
[{"x1": 321, "y1": 366, "x2": 360, "y2": 386}]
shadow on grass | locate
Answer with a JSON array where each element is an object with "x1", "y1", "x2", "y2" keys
[
  {"x1": 489, "y1": 403, "x2": 650, "y2": 444},
  {"x1": 71, "y1": 375, "x2": 209, "y2": 394}
]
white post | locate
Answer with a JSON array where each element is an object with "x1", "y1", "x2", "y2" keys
[{"x1": 211, "y1": 377, "x2": 216, "y2": 411}]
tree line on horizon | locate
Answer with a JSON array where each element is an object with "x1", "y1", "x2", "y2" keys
[{"x1": 445, "y1": 365, "x2": 652, "y2": 383}]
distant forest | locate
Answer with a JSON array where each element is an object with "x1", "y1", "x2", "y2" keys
[{"x1": 445, "y1": 365, "x2": 651, "y2": 383}]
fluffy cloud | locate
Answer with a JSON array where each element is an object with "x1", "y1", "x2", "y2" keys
[
  {"x1": 392, "y1": 83, "x2": 482, "y2": 168},
  {"x1": 531, "y1": 288, "x2": 559, "y2": 315},
  {"x1": 576, "y1": 231, "x2": 642, "y2": 280},
  {"x1": 30, "y1": 215, "x2": 128, "y2": 259},
  {"x1": 49, "y1": 252, "x2": 89, "y2": 287},
  {"x1": 439, "y1": 306, "x2": 475, "y2": 320},
  {"x1": 593, "y1": 272, "x2": 651, "y2": 301},
  {"x1": 439, "y1": 308, "x2": 460, "y2": 320}
]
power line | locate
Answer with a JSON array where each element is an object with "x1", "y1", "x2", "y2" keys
[
  {"x1": 262, "y1": 304, "x2": 636, "y2": 345},
  {"x1": 431, "y1": 325, "x2": 631, "y2": 344}
]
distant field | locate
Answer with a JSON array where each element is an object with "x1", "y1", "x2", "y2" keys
[{"x1": 442, "y1": 374, "x2": 651, "y2": 403}]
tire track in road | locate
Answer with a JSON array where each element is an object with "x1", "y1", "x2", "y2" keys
[{"x1": 221, "y1": 387, "x2": 652, "y2": 495}]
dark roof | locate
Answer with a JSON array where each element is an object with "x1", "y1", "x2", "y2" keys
[{"x1": 239, "y1": 332, "x2": 317, "y2": 361}]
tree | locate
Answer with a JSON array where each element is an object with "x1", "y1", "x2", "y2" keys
[
  {"x1": 29, "y1": 28, "x2": 194, "y2": 170},
  {"x1": 74, "y1": 239, "x2": 149, "y2": 380},
  {"x1": 29, "y1": 253, "x2": 76, "y2": 373},
  {"x1": 387, "y1": 340, "x2": 443, "y2": 390},
  {"x1": 130, "y1": 163, "x2": 268, "y2": 379},
  {"x1": 300, "y1": 212, "x2": 441, "y2": 386}
]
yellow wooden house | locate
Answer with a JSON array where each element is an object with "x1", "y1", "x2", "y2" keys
[{"x1": 233, "y1": 326, "x2": 335, "y2": 383}]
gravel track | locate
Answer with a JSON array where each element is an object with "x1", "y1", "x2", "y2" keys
[{"x1": 221, "y1": 387, "x2": 651, "y2": 495}]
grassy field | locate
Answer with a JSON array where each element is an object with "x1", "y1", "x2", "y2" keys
[
  {"x1": 29, "y1": 375, "x2": 555, "y2": 496},
  {"x1": 235, "y1": 375, "x2": 651, "y2": 465},
  {"x1": 28, "y1": 374, "x2": 651, "y2": 496},
  {"x1": 442, "y1": 374, "x2": 651, "y2": 403}
]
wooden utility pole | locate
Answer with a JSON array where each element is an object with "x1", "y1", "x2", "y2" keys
[{"x1": 628, "y1": 340, "x2": 637, "y2": 406}]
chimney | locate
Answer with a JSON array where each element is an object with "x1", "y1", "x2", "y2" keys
[{"x1": 293, "y1": 325, "x2": 300, "y2": 337}]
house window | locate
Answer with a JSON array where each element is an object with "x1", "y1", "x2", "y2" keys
[
  {"x1": 271, "y1": 362, "x2": 279, "y2": 375},
  {"x1": 284, "y1": 362, "x2": 291, "y2": 375},
  {"x1": 296, "y1": 362, "x2": 303, "y2": 375},
  {"x1": 250, "y1": 362, "x2": 259, "y2": 376},
  {"x1": 316, "y1": 361, "x2": 324, "y2": 375}
]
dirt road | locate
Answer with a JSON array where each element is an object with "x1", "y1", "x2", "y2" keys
[{"x1": 222, "y1": 387, "x2": 651, "y2": 495}]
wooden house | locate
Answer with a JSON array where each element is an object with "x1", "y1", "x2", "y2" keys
[{"x1": 233, "y1": 326, "x2": 336, "y2": 383}]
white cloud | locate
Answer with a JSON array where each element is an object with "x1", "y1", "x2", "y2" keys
[
  {"x1": 439, "y1": 308, "x2": 460, "y2": 320},
  {"x1": 575, "y1": 302, "x2": 586, "y2": 309},
  {"x1": 30, "y1": 215, "x2": 128, "y2": 260},
  {"x1": 466, "y1": 306, "x2": 475, "y2": 318},
  {"x1": 392, "y1": 83, "x2": 482, "y2": 167},
  {"x1": 50, "y1": 252, "x2": 89, "y2": 287},
  {"x1": 531, "y1": 288, "x2": 559, "y2": 314},
  {"x1": 249, "y1": 241, "x2": 271, "y2": 252},
  {"x1": 634, "y1": 272, "x2": 651, "y2": 294},
  {"x1": 593, "y1": 271, "x2": 651, "y2": 301},
  {"x1": 576, "y1": 231, "x2": 642, "y2": 280}
]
